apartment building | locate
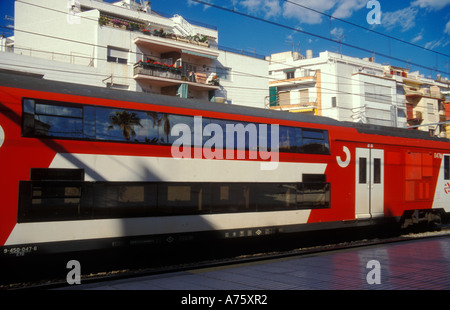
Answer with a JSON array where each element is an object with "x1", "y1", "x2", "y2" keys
[
  {"x1": 385, "y1": 65, "x2": 449, "y2": 138},
  {"x1": 268, "y1": 50, "x2": 450, "y2": 137},
  {"x1": 3, "y1": 0, "x2": 268, "y2": 108},
  {"x1": 267, "y1": 50, "x2": 402, "y2": 127}
]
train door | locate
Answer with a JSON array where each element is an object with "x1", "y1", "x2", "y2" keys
[{"x1": 355, "y1": 148, "x2": 384, "y2": 219}]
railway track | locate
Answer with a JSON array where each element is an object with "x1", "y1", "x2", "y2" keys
[{"x1": 4, "y1": 224, "x2": 450, "y2": 290}]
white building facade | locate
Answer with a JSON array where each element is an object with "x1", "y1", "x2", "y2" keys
[
  {"x1": 2, "y1": 0, "x2": 268, "y2": 109},
  {"x1": 267, "y1": 51, "x2": 405, "y2": 128},
  {"x1": 267, "y1": 50, "x2": 450, "y2": 137}
]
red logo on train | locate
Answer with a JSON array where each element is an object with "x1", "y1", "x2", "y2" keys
[{"x1": 445, "y1": 182, "x2": 450, "y2": 194}]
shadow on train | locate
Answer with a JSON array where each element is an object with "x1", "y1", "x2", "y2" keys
[{"x1": 0, "y1": 221, "x2": 403, "y2": 287}]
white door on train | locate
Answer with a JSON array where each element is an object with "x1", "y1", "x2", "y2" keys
[{"x1": 355, "y1": 147, "x2": 384, "y2": 219}]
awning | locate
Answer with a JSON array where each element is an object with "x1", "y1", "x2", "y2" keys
[
  {"x1": 289, "y1": 108, "x2": 317, "y2": 114},
  {"x1": 181, "y1": 49, "x2": 218, "y2": 59}
]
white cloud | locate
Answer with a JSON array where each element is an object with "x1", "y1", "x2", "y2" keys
[
  {"x1": 332, "y1": 0, "x2": 367, "y2": 19},
  {"x1": 445, "y1": 20, "x2": 450, "y2": 34},
  {"x1": 411, "y1": 0, "x2": 450, "y2": 10},
  {"x1": 411, "y1": 33, "x2": 423, "y2": 42},
  {"x1": 235, "y1": 0, "x2": 366, "y2": 24},
  {"x1": 330, "y1": 27, "x2": 344, "y2": 39},
  {"x1": 282, "y1": 0, "x2": 335, "y2": 24},
  {"x1": 239, "y1": 0, "x2": 282, "y2": 18},
  {"x1": 186, "y1": 0, "x2": 213, "y2": 10},
  {"x1": 381, "y1": 7, "x2": 418, "y2": 32},
  {"x1": 425, "y1": 38, "x2": 444, "y2": 49}
]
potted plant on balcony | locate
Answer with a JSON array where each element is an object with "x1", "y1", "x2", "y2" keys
[
  {"x1": 198, "y1": 35, "x2": 209, "y2": 47},
  {"x1": 153, "y1": 28, "x2": 165, "y2": 37},
  {"x1": 111, "y1": 19, "x2": 129, "y2": 29},
  {"x1": 176, "y1": 35, "x2": 190, "y2": 43},
  {"x1": 209, "y1": 75, "x2": 220, "y2": 86},
  {"x1": 98, "y1": 16, "x2": 110, "y2": 26},
  {"x1": 127, "y1": 22, "x2": 142, "y2": 32}
]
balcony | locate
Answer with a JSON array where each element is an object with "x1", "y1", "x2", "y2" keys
[
  {"x1": 134, "y1": 34, "x2": 219, "y2": 61},
  {"x1": 404, "y1": 86, "x2": 445, "y2": 100},
  {"x1": 266, "y1": 96, "x2": 318, "y2": 114},
  {"x1": 406, "y1": 104, "x2": 423, "y2": 126},
  {"x1": 133, "y1": 61, "x2": 220, "y2": 91},
  {"x1": 99, "y1": 13, "x2": 216, "y2": 49}
]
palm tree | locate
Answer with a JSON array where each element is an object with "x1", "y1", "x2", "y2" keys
[
  {"x1": 108, "y1": 110, "x2": 143, "y2": 141},
  {"x1": 145, "y1": 112, "x2": 171, "y2": 143}
]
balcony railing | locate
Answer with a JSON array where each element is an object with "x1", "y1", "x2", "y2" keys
[
  {"x1": 266, "y1": 95, "x2": 317, "y2": 110},
  {"x1": 99, "y1": 14, "x2": 212, "y2": 48},
  {"x1": 134, "y1": 61, "x2": 182, "y2": 80},
  {"x1": 134, "y1": 61, "x2": 220, "y2": 86}
]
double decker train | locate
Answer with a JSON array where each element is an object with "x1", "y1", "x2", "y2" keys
[{"x1": 0, "y1": 71, "x2": 449, "y2": 258}]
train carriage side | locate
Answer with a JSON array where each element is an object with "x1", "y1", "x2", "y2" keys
[
  {"x1": 1, "y1": 72, "x2": 450, "y2": 258},
  {"x1": 0, "y1": 73, "x2": 342, "y2": 256},
  {"x1": 315, "y1": 124, "x2": 450, "y2": 230}
]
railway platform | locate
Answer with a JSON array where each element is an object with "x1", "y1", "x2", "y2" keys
[{"x1": 62, "y1": 235, "x2": 450, "y2": 291}]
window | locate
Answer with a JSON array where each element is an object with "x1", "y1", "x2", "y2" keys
[
  {"x1": 107, "y1": 47, "x2": 128, "y2": 64},
  {"x1": 359, "y1": 157, "x2": 367, "y2": 184},
  {"x1": 30, "y1": 168, "x2": 84, "y2": 181},
  {"x1": 331, "y1": 96, "x2": 337, "y2": 107},
  {"x1": 427, "y1": 103, "x2": 434, "y2": 115},
  {"x1": 18, "y1": 180, "x2": 331, "y2": 222},
  {"x1": 286, "y1": 71, "x2": 295, "y2": 79},
  {"x1": 279, "y1": 126, "x2": 298, "y2": 153},
  {"x1": 22, "y1": 99, "x2": 86, "y2": 138},
  {"x1": 299, "y1": 89, "x2": 309, "y2": 104},
  {"x1": 22, "y1": 98, "x2": 330, "y2": 155},
  {"x1": 301, "y1": 129, "x2": 330, "y2": 154},
  {"x1": 373, "y1": 158, "x2": 381, "y2": 184}
]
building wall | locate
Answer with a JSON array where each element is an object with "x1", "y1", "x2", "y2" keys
[
  {"x1": 14, "y1": 0, "x2": 99, "y2": 66},
  {"x1": 268, "y1": 51, "x2": 396, "y2": 125},
  {"x1": 215, "y1": 50, "x2": 268, "y2": 108}
]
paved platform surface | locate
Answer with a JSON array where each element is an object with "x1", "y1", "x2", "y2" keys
[{"x1": 64, "y1": 236, "x2": 450, "y2": 290}]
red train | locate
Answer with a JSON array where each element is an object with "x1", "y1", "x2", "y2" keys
[{"x1": 0, "y1": 71, "x2": 449, "y2": 257}]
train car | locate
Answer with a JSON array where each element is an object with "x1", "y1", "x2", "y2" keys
[{"x1": 0, "y1": 71, "x2": 449, "y2": 258}]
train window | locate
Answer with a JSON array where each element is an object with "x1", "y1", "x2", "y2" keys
[
  {"x1": 95, "y1": 108, "x2": 149, "y2": 142},
  {"x1": 18, "y1": 180, "x2": 331, "y2": 222},
  {"x1": 30, "y1": 168, "x2": 84, "y2": 181},
  {"x1": 210, "y1": 183, "x2": 253, "y2": 213},
  {"x1": 359, "y1": 158, "x2": 367, "y2": 184},
  {"x1": 18, "y1": 181, "x2": 83, "y2": 221},
  {"x1": 23, "y1": 99, "x2": 85, "y2": 138},
  {"x1": 298, "y1": 182, "x2": 330, "y2": 209},
  {"x1": 91, "y1": 183, "x2": 157, "y2": 218},
  {"x1": 256, "y1": 183, "x2": 297, "y2": 211},
  {"x1": 303, "y1": 174, "x2": 326, "y2": 183},
  {"x1": 279, "y1": 126, "x2": 297, "y2": 153},
  {"x1": 373, "y1": 158, "x2": 381, "y2": 184},
  {"x1": 223, "y1": 120, "x2": 258, "y2": 152},
  {"x1": 445, "y1": 155, "x2": 450, "y2": 180},
  {"x1": 168, "y1": 114, "x2": 209, "y2": 147},
  {"x1": 301, "y1": 129, "x2": 330, "y2": 154},
  {"x1": 22, "y1": 98, "x2": 330, "y2": 156},
  {"x1": 158, "y1": 183, "x2": 209, "y2": 215}
]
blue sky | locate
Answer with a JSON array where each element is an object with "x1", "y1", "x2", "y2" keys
[{"x1": 2, "y1": 0, "x2": 450, "y2": 79}]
